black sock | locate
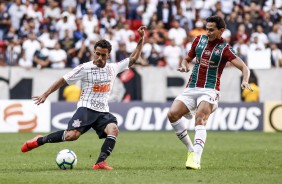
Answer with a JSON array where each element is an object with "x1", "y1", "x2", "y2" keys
[
  {"x1": 37, "y1": 130, "x2": 65, "y2": 145},
  {"x1": 96, "y1": 135, "x2": 116, "y2": 164}
]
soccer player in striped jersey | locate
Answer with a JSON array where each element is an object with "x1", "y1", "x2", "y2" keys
[
  {"x1": 21, "y1": 26, "x2": 146, "y2": 170},
  {"x1": 167, "y1": 16, "x2": 253, "y2": 170}
]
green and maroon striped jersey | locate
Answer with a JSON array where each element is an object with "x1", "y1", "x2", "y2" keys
[{"x1": 187, "y1": 35, "x2": 237, "y2": 91}]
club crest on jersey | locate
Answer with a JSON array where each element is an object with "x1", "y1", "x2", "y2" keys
[
  {"x1": 214, "y1": 49, "x2": 221, "y2": 55},
  {"x1": 72, "y1": 119, "x2": 81, "y2": 128}
]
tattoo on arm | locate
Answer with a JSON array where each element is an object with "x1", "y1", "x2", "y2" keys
[
  {"x1": 137, "y1": 38, "x2": 143, "y2": 46},
  {"x1": 129, "y1": 58, "x2": 136, "y2": 67},
  {"x1": 129, "y1": 37, "x2": 144, "y2": 67}
]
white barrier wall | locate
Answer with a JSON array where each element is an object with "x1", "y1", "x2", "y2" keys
[{"x1": 0, "y1": 66, "x2": 282, "y2": 102}]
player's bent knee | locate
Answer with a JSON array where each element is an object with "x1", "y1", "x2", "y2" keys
[
  {"x1": 105, "y1": 123, "x2": 119, "y2": 136},
  {"x1": 167, "y1": 111, "x2": 180, "y2": 123},
  {"x1": 64, "y1": 130, "x2": 81, "y2": 141}
]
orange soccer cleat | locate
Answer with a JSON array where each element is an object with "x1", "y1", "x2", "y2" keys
[
  {"x1": 92, "y1": 161, "x2": 113, "y2": 170},
  {"x1": 21, "y1": 135, "x2": 42, "y2": 153}
]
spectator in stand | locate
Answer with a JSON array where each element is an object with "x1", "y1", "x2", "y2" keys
[
  {"x1": 104, "y1": 30, "x2": 119, "y2": 63},
  {"x1": 268, "y1": 23, "x2": 282, "y2": 47},
  {"x1": 270, "y1": 43, "x2": 282, "y2": 67},
  {"x1": 147, "y1": 13, "x2": 158, "y2": 30},
  {"x1": 48, "y1": 42, "x2": 67, "y2": 69},
  {"x1": 137, "y1": 0, "x2": 157, "y2": 27},
  {"x1": 180, "y1": 0, "x2": 195, "y2": 30},
  {"x1": 33, "y1": 42, "x2": 50, "y2": 69},
  {"x1": 249, "y1": 36, "x2": 265, "y2": 51},
  {"x1": 38, "y1": 26, "x2": 58, "y2": 49},
  {"x1": 242, "y1": 13, "x2": 254, "y2": 36},
  {"x1": 44, "y1": 0, "x2": 61, "y2": 21},
  {"x1": 168, "y1": 20, "x2": 187, "y2": 46},
  {"x1": 62, "y1": 0, "x2": 77, "y2": 11},
  {"x1": 116, "y1": 42, "x2": 129, "y2": 62},
  {"x1": 82, "y1": 8, "x2": 99, "y2": 37},
  {"x1": 147, "y1": 47, "x2": 162, "y2": 66},
  {"x1": 18, "y1": 50, "x2": 32, "y2": 68},
  {"x1": 75, "y1": 39, "x2": 92, "y2": 66},
  {"x1": 221, "y1": 28, "x2": 231, "y2": 43},
  {"x1": 156, "y1": 0, "x2": 176, "y2": 29},
  {"x1": 151, "y1": 21, "x2": 168, "y2": 46},
  {"x1": 115, "y1": 22, "x2": 135, "y2": 43},
  {"x1": 55, "y1": 12, "x2": 77, "y2": 40},
  {"x1": 0, "y1": 2, "x2": 11, "y2": 40},
  {"x1": 251, "y1": 25, "x2": 269, "y2": 47},
  {"x1": 248, "y1": 2, "x2": 262, "y2": 26},
  {"x1": 234, "y1": 24, "x2": 250, "y2": 44},
  {"x1": 4, "y1": 38, "x2": 21, "y2": 66},
  {"x1": 126, "y1": 35, "x2": 138, "y2": 54},
  {"x1": 226, "y1": 11, "x2": 239, "y2": 40},
  {"x1": 233, "y1": 37, "x2": 249, "y2": 62},
  {"x1": 99, "y1": 9, "x2": 117, "y2": 36},
  {"x1": 127, "y1": 0, "x2": 140, "y2": 21},
  {"x1": 60, "y1": 29, "x2": 76, "y2": 67},
  {"x1": 189, "y1": 20, "x2": 206, "y2": 39},
  {"x1": 163, "y1": 39, "x2": 182, "y2": 70},
  {"x1": 261, "y1": 11, "x2": 274, "y2": 35},
  {"x1": 142, "y1": 36, "x2": 161, "y2": 60},
  {"x1": 8, "y1": 0, "x2": 27, "y2": 31},
  {"x1": 22, "y1": 32, "x2": 41, "y2": 66}
]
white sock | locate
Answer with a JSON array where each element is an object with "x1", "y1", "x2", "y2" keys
[
  {"x1": 171, "y1": 120, "x2": 194, "y2": 152},
  {"x1": 194, "y1": 125, "x2": 207, "y2": 163}
]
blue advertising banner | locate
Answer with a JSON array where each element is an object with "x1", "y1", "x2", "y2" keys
[{"x1": 51, "y1": 102, "x2": 263, "y2": 131}]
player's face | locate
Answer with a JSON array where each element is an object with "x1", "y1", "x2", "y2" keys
[
  {"x1": 206, "y1": 22, "x2": 224, "y2": 41},
  {"x1": 93, "y1": 47, "x2": 109, "y2": 68}
]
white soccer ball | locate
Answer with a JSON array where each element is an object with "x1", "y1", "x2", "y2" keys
[{"x1": 56, "y1": 149, "x2": 77, "y2": 170}]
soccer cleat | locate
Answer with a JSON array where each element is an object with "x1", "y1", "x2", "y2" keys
[
  {"x1": 21, "y1": 135, "x2": 42, "y2": 153},
  {"x1": 186, "y1": 151, "x2": 201, "y2": 170},
  {"x1": 92, "y1": 161, "x2": 113, "y2": 170}
]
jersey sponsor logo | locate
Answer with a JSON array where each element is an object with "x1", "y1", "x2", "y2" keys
[
  {"x1": 90, "y1": 100, "x2": 105, "y2": 109},
  {"x1": 93, "y1": 84, "x2": 110, "y2": 92},
  {"x1": 196, "y1": 58, "x2": 215, "y2": 67}
]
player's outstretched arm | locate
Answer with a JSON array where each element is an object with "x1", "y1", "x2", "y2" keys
[
  {"x1": 129, "y1": 26, "x2": 146, "y2": 68},
  {"x1": 32, "y1": 77, "x2": 67, "y2": 105},
  {"x1": 230, "y1": 57, "x2": 253, "y2": 91},
  {"x1": 178, "y1": 56, "x2": 192, "y2": 72}
]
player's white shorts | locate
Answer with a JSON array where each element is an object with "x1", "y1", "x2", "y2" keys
[{"x1": 175, "y1": 87, "x2": 220, "y2": 118}]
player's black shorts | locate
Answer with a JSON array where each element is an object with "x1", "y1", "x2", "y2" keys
[{"x1": 67, "y1": 107, "x2": 118, "y2": 139}]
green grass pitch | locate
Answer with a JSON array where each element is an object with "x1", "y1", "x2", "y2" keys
[{"x1": 0, "y1": 132, "x2": 281, "y2": 184}]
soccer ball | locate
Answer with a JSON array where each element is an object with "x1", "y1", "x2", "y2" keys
[{"x1": 56, "y1": 149, "x2": 77, "y2": 170}]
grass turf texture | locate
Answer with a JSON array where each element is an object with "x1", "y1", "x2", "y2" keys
[{"x1": 0, "y1": 132, "x2": 281, "y2": 184}]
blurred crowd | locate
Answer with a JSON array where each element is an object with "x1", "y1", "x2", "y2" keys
[{"x1": 0, "y1": 0, "x2": 282, "y2": 69}]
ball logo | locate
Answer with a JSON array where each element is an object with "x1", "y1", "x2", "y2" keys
[{"x1": 3, "y1": 103, "x2": 37, "y2": 132}]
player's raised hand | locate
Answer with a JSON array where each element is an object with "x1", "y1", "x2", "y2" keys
[
  {"x1": 137, "y1": 26, "x2": 146, "y2": 38},
  {"x1": 241, "y1": 81, "x2": 253, "y2": 91},
  {"x1": 32, "y1": 94, "x2": 48, "y2": 105}
]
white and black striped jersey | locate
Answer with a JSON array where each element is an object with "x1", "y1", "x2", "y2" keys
[{"x1": 63, "y1": 58, "x2": 130, "y2": 112}]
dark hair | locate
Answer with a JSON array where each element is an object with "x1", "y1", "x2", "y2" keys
[
  {"x1": 94, "y1": 39, "x2": 112, "y2": 53},
  {"x1": 206, "y1": 15, "x2": 226, "y2": 29}
]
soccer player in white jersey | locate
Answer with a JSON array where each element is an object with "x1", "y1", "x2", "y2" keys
[{"x1": 21, "y1": 26, "x2": 146, "y2": 170}]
